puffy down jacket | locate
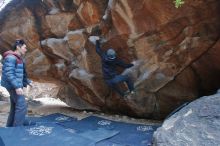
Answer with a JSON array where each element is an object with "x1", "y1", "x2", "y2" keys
[{"x1": 1, "y1": 51, "x2": 30, "y2": 89}]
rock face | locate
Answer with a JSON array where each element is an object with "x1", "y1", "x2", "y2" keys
[
  {"x1": 0, "y1": 0, "x2": 220, "y2": 119},
  {"x1": 153, "y1": 90, "x2": 220, "y2": 146}
]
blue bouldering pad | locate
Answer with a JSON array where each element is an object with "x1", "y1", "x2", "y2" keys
[
  {"x1": 0, "y1": 123, "x2": 95, "y2": 146},
  {"x1": 0, "y1": 136, "x2": 5, "y2": 146},
  {"x1": 75, "y1": 128, "x2": 119, "y2": 142},
  {"x1": 57, "y1": 116, "x2": 120, "y2": 143},
  {"x1": 0, "y1": 114, "x2": 120, "y2": 146},
  {"x1": 59, "y1": 116, "x2": 160, "y2": 146},
  {"x1": 27, "y1": 114, "x2": 119, "y2": 143},
  {"x1": 26, "y1": 113, "x2": 77, "y2": 125},
  {"x1": 0, "y1": 114, "x2": 159, "y2": 146}
]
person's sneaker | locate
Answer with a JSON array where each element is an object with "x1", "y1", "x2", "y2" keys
[
  {"x1": 130, "y1": 91, "x2": 135, "y2": 95},
  {"x1": 123, "y1": 96, "x2": 128, "y2": 101},
  {"x1": 122, "y1": 91, "x2": 130, "y2": 100},
  {"x1": 99, "y1": 36, "x2": 107, "y2": 43}
]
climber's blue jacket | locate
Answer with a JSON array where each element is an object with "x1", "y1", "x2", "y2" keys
[
  {"x1": 1, "y1": 51, "x2": 31, "y2": 89},
  {"x1": 95, "y1": 40, "x2": 133, "y2": 80}
]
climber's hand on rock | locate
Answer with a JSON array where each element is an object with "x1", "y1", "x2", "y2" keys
[{"x1": 89, "y1": 36, "x2": 100, "y2": 45}]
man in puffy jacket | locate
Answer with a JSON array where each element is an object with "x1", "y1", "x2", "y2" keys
[
  {"x1": 1, "y1": 39, "x2": 31, "y2": 127},
  {"x1": 94, "y1": 37, "x2": 135, "y2": 97}
]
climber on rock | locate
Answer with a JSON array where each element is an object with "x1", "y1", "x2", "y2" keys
[{"x1": 91, "y1": 36, "x2": 135, "y2": 97}]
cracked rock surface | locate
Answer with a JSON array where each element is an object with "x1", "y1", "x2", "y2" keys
[
  {"x1": 153, "y1": 90, "x2": 220, "y2": 146},
  {"x1": 0, "y1": 0, "x2": 220, "y2": 119}
]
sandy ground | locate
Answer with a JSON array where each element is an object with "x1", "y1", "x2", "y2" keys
[{"x1": 0, "y1": 97, "x2": 161, "y2": 127}]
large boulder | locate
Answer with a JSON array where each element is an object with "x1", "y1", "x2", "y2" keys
[
  {"x1": 0, "y1": 0, "x2": 220, "y2": 119},
  {"x1": 0, "y1": 60, "x2": 9, "y2": 101},
  {"x1": 153, "y1": 90, "x2": 220, "y2": 146}
]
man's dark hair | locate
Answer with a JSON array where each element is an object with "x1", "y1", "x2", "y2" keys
[{"x1": 13, "y1": 39, "x2": 25, "y2": 51}]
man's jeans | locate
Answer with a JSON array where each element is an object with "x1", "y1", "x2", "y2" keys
[
  {"x1": 6, "y1": 89, "x2": 27, "y2": 127},
  {"x1": 0, "y1": 136, "x2": 5, "y2": 146},
  {"x1": 106, "y1": 75, "x2": 134, "y2": 97}
]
